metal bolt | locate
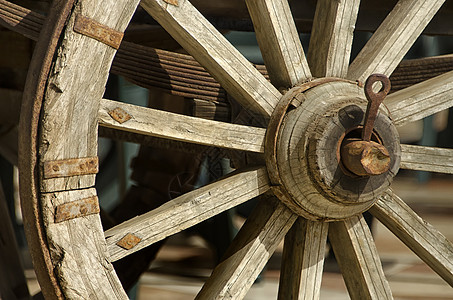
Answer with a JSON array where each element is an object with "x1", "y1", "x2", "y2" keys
[{"x1": 340, "y1": 74, "x2": 391, "y2": 177}]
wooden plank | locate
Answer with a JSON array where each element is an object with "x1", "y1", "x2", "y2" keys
[
  {"x1": 0, "y1": 183, "x2": 30, "y2": 300},
  {"x1": 307, "y1": 0, "x2": 360, "y2": 78},
  {"x1": 386, "y1": 70, "x2": 453, "y2": 127},
  {"x1": 278, "y1": 218, "x2": 328, "y2": 300},
  {"x1": 34, "y1": 0, "x2": 140, "y2": 298},
  {"x1": 347, "y1": 0, "x2": 445, "y2": 83},
  {"x1": 99, "y1": 99, "x2": 266, "y2": 153},
  {"x1": 371, "y1": 190, "x2": 453, "y2": 286},
  {"x1": 196, "y1": 197, "x2": 297, "y2": 300},
  {"x1": 40, "y1": 188, "x2": 126, "y2": 299},
  {"x1": 245, "y1": 0, "x2": 311, "y2": 89},
  {"x1": 140, "y1": 0, "x2": 281, "y2": 117},
  {"x1": 400, "y1": 144, "x2": 453, "y2": 174},
  {"x1": 105, "y1": 167, "x2": 270, "y2": 261},
  {"x1": 329, "y1": 215, "x2": 393, "y2": 300},
  {"x1": 38, "y1": 0, "x2": 140, "y2": 194}
]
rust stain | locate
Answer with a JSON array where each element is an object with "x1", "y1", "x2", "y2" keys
[
  {"x1": 108, "y1": 107, "x2": 132, "y2": 124},
  {"x1": 116, "y1": 233, "x2": 142, "y2": 250},
  {"x1": 73, "y1": 14, "x2": 124, "y2": 49},
  {"x1": 164, "y1": 0, "x2": 179, "y2": 6},
  {"x1": 43, "y1": 157, "x2": 99, "y2": 179},
  {"x1": 54, "y1": 196, "x2": 100, "y2": 223},
  {"x1": 340, "y1": 139, "x2": 390, "y2": 177}
]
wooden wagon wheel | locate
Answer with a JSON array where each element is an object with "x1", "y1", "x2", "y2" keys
[{"x1": 18, "y1": 0, "x2": 453, "y2": 299}]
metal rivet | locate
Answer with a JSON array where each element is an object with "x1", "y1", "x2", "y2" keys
[
  {"x1": 108, "y1": 107, "x2": 132, "y2": 124},
  {"x1": 116, "y1": 233, "x2": 141, "y2": 250}
]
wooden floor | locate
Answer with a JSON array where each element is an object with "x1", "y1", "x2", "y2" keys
[{"x1": 25, "y1": 176, "x2": 453, "y2": 299}]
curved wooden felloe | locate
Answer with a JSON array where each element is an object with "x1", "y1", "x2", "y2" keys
[{"x1": 14, "y1": 0, "x2": 453, "y2": 299}]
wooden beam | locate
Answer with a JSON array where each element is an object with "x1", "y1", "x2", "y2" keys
[
  {"x1": 329, "y1": 215, "x2": 393, "y2": 300},
  {"x1": 308, "y1": 0, "x2": 360, "y2": 78},
  {"x1": 400, "y1": 144, "x2": 453, "y2": 174},
  {"x1": 140, "y1": 0, "x2": 281, "y2": 117},
  {"x1": 196, "y1": 197, "x2": 297, "y2": 299},
  {"x1": 99, "y1": 99, "x2": 266, "y2": 153},
  {"x1": 245, "y1": 0, "x2": 311, "y2": 88},
  {"x1": 347, "y1": 0, "x2": 445, "y2": 83},
  {"x1": 371, "y1": 190, "x2": 453, "y2": 286},
  {"x1": 386, "y1": 70, "x2": 453, "y2": 127},
  {"x1": 278, "y1": 218, "x2": 328, "y2": 300},
  {"x1": 106, "y1": 167, "x2": 270, "y2": 261}
]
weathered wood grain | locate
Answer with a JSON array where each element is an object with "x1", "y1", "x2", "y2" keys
[
  {"x1": 277, "y1": 218, "x2": 328, "y2": 300},
  {"x1": 196, "y1": 197, "x2": 297, "y2": 300},
  {"x1": 35, "y1": 0, "x2": 140, "y2": 298},
  {"x1": 245, "y1": 0, "x2": 311, "y2": 89},
  {"x1": 371, "y1": 190, "x2": 453, "y2": 286},
  {"x1": 386, "y1": 70, "x2": 453, "y2": 127},
  {"x1": 41, "y1": 188, "x2": 126, "y2": 299},
  {"x1": 38, "y1": 0, "x2": 139, "y2": 193},
  {"x1": 140, "y1": 0, "x2": 281, "y2": 117},
  {"x1": 347, "y1": 0, "x2": 445, "y2": 83},
  {"x1": 99, "y1": 99, "x2": 266, "y2": 153},
  {"x1": 308, "y1": 0, "x2": 360, "y2": 78},
  {"x1": 276, "y1": 82, "x2": 377, "y2": 219},
  {"x1": 400, "y1": 144, "x2": 453, "y2": 174},
  {"x1": 105, "y1": 167, "x2": 270, "y2": 261},
  {"x1": 329, "y1": 215, "x2": 393, "y2": 300}
]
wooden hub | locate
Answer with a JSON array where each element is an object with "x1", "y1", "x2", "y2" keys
[{"x1": 265, "y1": 81, "x2": 401, "y2": 221}]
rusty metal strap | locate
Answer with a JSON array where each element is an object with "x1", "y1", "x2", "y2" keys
[
  {"x1": 43, "y1": 157, "x2": 99, "y2": 179},
  {"x1": 73, "y1": 14, "x2": 123, "y2": 49},
  {"x1": 55, "y1": 196, "x2": 100, "y2": 223}
]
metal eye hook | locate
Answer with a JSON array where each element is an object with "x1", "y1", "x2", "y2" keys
[{"x1": 362, "y1": 74, "x2": 391, "y2": 142}]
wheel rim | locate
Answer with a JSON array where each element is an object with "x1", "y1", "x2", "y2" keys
[{"x1": 17, "y1": 0, "x2": 453, "y2": 299}]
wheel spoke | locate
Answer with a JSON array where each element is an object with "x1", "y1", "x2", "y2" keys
[
  {"x1": 245, "y1": 0, "x2": 311, "y2": 88},
  {"x1": 105, "y1": 167, "x2": 270, "y2": 261},
  {"x1": 99, "y1": 99, "x2": 266, "y2": 153},
  {"x1": 386, "y1": 70, "x2": 453, "y2": 127},
  {"x1": 347, "y1": 0, "x2": 445, "y2": 82},
  {"x1": 400, "y1": 144, "x2": 453, "y2": 174},
  {"x1": 196, "y1": 197, "x2": 297, "y2": 300},
  {"x1": 307, "y1": 0, "x2": 360, "y2": 78},
  {"x1": 278, "y1": 218, "x2": 328, "y2": 300},
  {"x1": 329, "y1": 215, "x2": 393, "y2": 300},
  {"x1": 140, "y1": 0, "x2": 281, "y2": 117},
  {"x1": 370, "y1": 190, "x2": 453, "y2": 286}
]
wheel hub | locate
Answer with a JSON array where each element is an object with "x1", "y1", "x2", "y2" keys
[{"x1": 265, "y1": 80, "x2": 401, "y2": 221}]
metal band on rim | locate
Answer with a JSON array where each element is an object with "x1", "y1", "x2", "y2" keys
[{"x1": 73, "y1": 14, "x2": 124, "y2": 49}]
